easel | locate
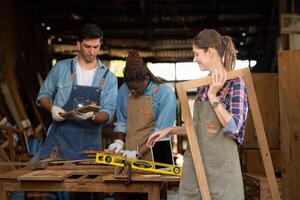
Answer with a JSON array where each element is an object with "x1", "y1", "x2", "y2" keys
[{"x1": 175, "y1": 68, "x2": 281, "y2": 200}]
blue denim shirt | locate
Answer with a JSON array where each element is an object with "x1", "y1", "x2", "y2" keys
[
  {"x1": 36, "y1": 57, "x2": 118, "y2": 124},
  {"x1": 114, "y1": 81, "x2": 176, "y2": 134}
]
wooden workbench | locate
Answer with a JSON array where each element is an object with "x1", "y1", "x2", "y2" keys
[{"x1": 0, "y1": 164, "x2": 180, "y2": 200}]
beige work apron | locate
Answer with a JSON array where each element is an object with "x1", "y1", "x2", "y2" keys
[
  {"x1": 178, "y1": 84, "x2": 244, "y2": 200},
  {"x1": 125, "y1": 86, "x2": 159, "y2": 161}
]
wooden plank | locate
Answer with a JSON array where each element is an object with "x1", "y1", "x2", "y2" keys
[
  {"x1": 278, "y1": 49, "x2": 300, "y2": 200},
  {"x1": 0, "y1": 83, "x2": 29, "y2": 151},
  {"x1": 180, "y1": 68, "x2": 248, "y2": 91},
  {"x1": 241, "y1": 149, "x2": 281, "y2": 175},
  {"x1": 0, "y1": 147, "x2": 15, "y2": 173},
  {"x1": 47, "y1": 164, "x2": 115, "y2": 171},
  {"x1": 242, "y1": 69, "x2": 280, "y2": 200},
  {"x1": 103, "y1": 174, "x2": 180, "y2": 182},
  {"x1": 244, "y1": 73, "x2": 280, "y2": 149},
  {"x1": 176, "y1": 83, "x2": 211, "y2": 200},
  {"x1": 176, "y1": 68, "x2": 281, "y2": 200},
  {"x1": 0, "y1": 83, "x2": 22, "y2": 129},
  {"x1": 1, "y1": 181, "x2": 158, "y2": 193},
  {"x1": 0, "y1": 167, "x2": 33, "y2": 180},
  {"x1": 17, "y1": 170, "x2": 74, "y2": 181}
]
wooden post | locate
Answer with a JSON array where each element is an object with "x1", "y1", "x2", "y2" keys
[
  {"x1": 175, "y1": 68, "x2": 281, "y2": 200},
  {"x1": 278, "y1": 50, "x2": 300, "y2": 200}
]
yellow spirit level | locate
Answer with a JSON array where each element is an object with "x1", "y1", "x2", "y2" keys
[{"x1": 95, "y1": 153, "x2": 182, "y2": 176}]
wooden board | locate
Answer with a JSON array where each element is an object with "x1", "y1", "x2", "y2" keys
[
  {"x1": 0, "y1": 147, "x2": 15, "y2": 173},
  {"x1": 17, "y1": 170, "x2": 74, "y2": 181},
  {"x1": 176, "y1": 68, "x2": 281, "y2": 200},
  {"x1": 241, "y1": 149, "x2": 281, "y2": 175},
  {"x1": 278, "y1": 50, "x2": 300, "y2": 200},
  {"x1": 60, "y1": 104, "x2": 100, "y2": 118},
  {"x1": 243, "y1": 73, "x2": 280, "y2": 149},
  {"x1": 103, "y1": 174, "x2": 180, "y2": 182}
]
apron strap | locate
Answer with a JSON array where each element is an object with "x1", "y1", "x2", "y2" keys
[
  {"x1": 70, "y1": 59, "x2": 109, "y2": 88},
  {"x1": 99, "y1": 69, "x2": 109, "y2": 87},
  {"x1": 70, "y1": 60, "x2": 75, "y2": 81}
]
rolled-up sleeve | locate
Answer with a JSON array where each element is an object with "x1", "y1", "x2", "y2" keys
[
  {"x1": 36, "y1": 65, "x2": 58, "y2": 106},
  {"x1": 114, "y1": 84, "x2": 128, "y2": 133},
  {"x1": 223, "y1": 117, "x2": 237, "y2": 133},
  {"x1": 224, "y1": 79, "x2": 248, "y2": 135},
  {"x1": 153, "y1": 85, "x2": 176, "y2": 133},
  {"x1": 100, "y1": 72, "x2": 118, "y2": 125}
]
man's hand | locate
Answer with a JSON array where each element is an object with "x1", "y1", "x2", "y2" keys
[
  {"x1": 120, "y1": 149, "x2": 138, "y2": 159},
  {"x1": 108, "y1": 139, "x2": 124, "y2": 153},
  {"x1": 71, "y1": 111, "x2": 94, "y2": 120},
  {"x1": 51, "y1": 105, "x2": 66, "y2": 122}
]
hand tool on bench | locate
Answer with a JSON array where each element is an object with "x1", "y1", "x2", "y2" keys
[{"x1": 114, "y1": 157, "x2": 132, "y2": 184}]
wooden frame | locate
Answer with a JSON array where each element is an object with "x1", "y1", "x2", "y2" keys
[{"x1": 175, "y1": 68, "x2": 281, "y2": 200}]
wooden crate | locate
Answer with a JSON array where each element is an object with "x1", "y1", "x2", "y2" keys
[{"x1": 243, "y1": 174, "x2": 282, "y2": 200}]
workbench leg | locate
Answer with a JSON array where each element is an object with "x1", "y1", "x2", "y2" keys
[
  {"x1": 147, "y1": 184, "x2": 160, "y2": 200},
  {"x1": 0, "y1": 182, "x2": 9, "y2": 200},
  {"x1": 0, "y1": 192, "x2": 8, "y2": 200}
]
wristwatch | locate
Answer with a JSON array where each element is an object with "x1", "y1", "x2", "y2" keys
[{"x1": 212, "y1": 101, "x2": 220, "y2": 109}]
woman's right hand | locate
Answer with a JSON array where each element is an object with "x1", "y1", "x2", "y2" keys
[{"x1": 147, "y1": 127, "x2": 173, "y2": 147}]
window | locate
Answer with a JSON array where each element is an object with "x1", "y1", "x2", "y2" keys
[{"x1": 147, "y1": 63, "x2": 175, "y2": 81}]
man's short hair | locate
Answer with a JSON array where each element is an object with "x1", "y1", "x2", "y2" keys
[{"x1": 78, "y1": 23, "x2": 103, "y2": 41}]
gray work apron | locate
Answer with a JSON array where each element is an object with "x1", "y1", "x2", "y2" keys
[
  {"x1": 36, "y1": 61, "x2": 109, "y2": 160},
  {"x1": 178, "y1": 84, "x2": 244, "y2": 200},
  {"x1": 125, "y1": 85, "x2": 160, "y2": 161}
]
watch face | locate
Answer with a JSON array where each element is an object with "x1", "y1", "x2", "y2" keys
[{"x1": 213, "y1": 101, "x2": 219, "y2": 108}]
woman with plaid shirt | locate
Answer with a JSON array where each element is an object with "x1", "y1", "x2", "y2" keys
[{"x1": 147, "y1": 29, "x2": 249, "y2": 200}]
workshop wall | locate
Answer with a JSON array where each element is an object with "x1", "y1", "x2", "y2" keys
[{"x1": 0, "y1": 0, "x2": 51, "y2": 163}]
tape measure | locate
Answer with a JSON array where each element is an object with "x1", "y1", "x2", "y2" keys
[{"x1": 95, "y1": 153, "x2": 182, "y2": 176}]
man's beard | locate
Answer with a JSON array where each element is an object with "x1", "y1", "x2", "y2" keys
[{"x1": 84, "y1": 55, "x2": 96, "y2": 63}]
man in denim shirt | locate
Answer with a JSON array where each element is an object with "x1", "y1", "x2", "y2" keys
[
  {"x1": 108, "y1": 51, "x2": 176, "y2": 160},
  {"x1": 36, "y1": 23, "x2": 117, "y2": 161}
]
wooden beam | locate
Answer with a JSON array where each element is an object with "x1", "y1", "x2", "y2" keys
[
  {"x1": 278, "y1": 50, "x2": 300, "y2": 200},
  {"x1": 175, "y1": 68, "x2": 281, "y2": 200}
]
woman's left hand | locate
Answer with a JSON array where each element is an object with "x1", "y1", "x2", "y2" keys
[
  {"x1": 146, "y1": 127, "x2": 173, "y2": 147},
  {"x1": 208, "y1": 68, "x2": 227, "y2": 98}
]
